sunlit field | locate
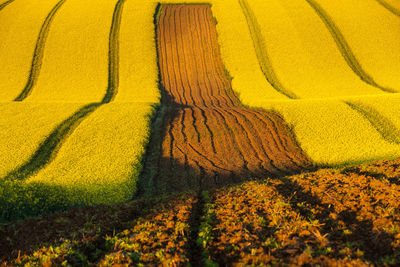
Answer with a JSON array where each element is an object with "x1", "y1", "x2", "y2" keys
[{"x1": 1, "y1": 0, "x2": 400, "y2": 265}]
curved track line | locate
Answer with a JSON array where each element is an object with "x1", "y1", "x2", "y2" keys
[
  {"x1": 4, "y1": 103, "x2": 100, "y2": 180},
  {"x1": 345, "y1": 101, "x2": 400, "y2": 144},
  {"x1": 14, "y1": 0, "x2": 66, "y2": 101},
  {"x1": 375, "y1": 0, "x2": 400, "y2": 17},
  {"x1": 238, "y1": 0, "x2": 298, "y2": 99},
  {"x1": 305, "y1": 0, "x2": 397, "y2": 93},
  {"x1": 4, "y1": 0, "x2": 126, "y2": 181},
  {"x1": 0, "y1": 0, "x2": 15, "y2": 11},
  {"x1": 102, "y1": 0, "x2": 126, "y2": 103}
]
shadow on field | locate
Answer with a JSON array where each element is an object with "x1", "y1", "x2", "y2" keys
[
  {"x1": 270, "y1": 176, "x2": 397, "y2": 263},
  {"x1": 1, "y1": 161, "x2": 398, "y2": 265}
]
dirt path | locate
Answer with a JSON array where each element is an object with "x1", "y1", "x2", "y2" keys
[{"x1": 149, "y1": 4, "x2": 311, "y2": 193}]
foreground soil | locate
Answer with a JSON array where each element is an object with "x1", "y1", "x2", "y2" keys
[
  {"x1": 142, "y1": 4, "x2": 312, "y2": 195},
  {"x1": 1, "y1": 158, "x2": 399, "y2": 266}
]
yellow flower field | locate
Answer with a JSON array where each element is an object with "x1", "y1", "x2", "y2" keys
[
  {"x1": 1, "y1": 0, "x2": 400, "y2": 221},
  {"x1": 24, "y1": 0, "x2": 115, "y2": 102},
  {"x1": 27, "y1": 102, "x2": 155, "y2": 205},
  {"x1": 243, "y1": 0, "x2": 388, "y2": 98},
  {"x1": 314, "y1": 0, "x2": 400, "y2": 91},
  {"x1": 259, "y1": 97, "x2": 400, "y2": 167},
  {"x1": 116, "y1": 0, "x2": 160, "y2": 103},
  {"x1": 0, "y1": 0, "x2": 60, "y2": 101},
  {"x1": 0, "y1": 103, "x2": 83, "y2": 177}
]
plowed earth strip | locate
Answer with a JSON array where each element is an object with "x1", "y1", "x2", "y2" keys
[{"x1": 152, "y1": 5, "x2": 311, "y2": 194}]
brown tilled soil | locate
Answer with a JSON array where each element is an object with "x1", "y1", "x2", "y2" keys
[
  {"x1": 1, "y1": 158, "x2": 400, "y2": 265},
  {"x1": 148, "y1": 5, "x2": 312, "y2": 194}
]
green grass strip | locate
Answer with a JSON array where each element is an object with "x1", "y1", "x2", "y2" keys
[
  {"x1": 345, "y1": 101, "x2": 400, "y2": 144},
  {"x1": 238, "y1": 0, "x2": 298, "y2": 99},
  {"x1": 305, "y1": 0, "x2": 396, "y2": 93}
]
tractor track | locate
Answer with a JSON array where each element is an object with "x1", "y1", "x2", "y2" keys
[
  {"x1": 0, "y1": 0, "x2": 15, "y2": 11},
  {"x1": 345, "y1": 101, "x2": 400, "y2": 144},
  {"x1": 375, "y1": 0, "x2": 400, "y2": 17},
  {"x1": 14, "y1": 0, "x2": 66, "y2": 101},
  {"x1": 305, "y1": 0, "x2": 397, "y2": 93},
  {"x1": 149, "y1": 4, "x2": 312, "y2": 194},
  {"x1": 4, "y1": 0, "x2": 126, "y2": 181},
  {"x1": 238, "y1": 0, "x2": 298, "y2": 99}
]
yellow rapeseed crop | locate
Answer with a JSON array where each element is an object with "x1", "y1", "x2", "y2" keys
[
  {"x1": 0, "y1": 103, "x2": 83, "y2": 177},
  {"x1": 116, "y1": 1, "x2": 160, "y2": 103},
  {"x1": 351, "y1": 94, "x2": 400, "y2": 141},
  {"x1": 243, "y1": 0, "x2": 388, "y2": 99},
  {"x1": 25, "y1": 0, "x2": 115, "y2": 102},
  {"x1": 0, "y1": 0, "x2": 60, "y2": 101},
  {"x1": 260, "y1": 98, "x2": 400, "y2": 167},
  {"x1": 377, "y1": 0, "x2": 400, "y2": 16},
  {"x1": 27, "y1": 103, "x2": 155, "y2": 205},
  {"x1": 210, "y1": 0, "x2": 287, "y2": 101},
  {"x1": 314, "y1": 0, "x2": 400, "y2": 92}
]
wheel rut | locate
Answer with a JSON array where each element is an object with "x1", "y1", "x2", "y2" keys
[{"x1": 150, "y1": 4, "x2": 312, "y2": 194}]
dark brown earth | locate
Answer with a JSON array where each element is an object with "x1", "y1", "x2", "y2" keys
[
  {"x1": 149, "y1": 4, "x2": 311, "y2": 194},
  {"x1": 2, "y1": 158, "x2": 400, "y2": 265}
]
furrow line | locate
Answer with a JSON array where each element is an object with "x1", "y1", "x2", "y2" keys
[
  {"x1": 200, "y1": 7, "x2": 231, "y2": 107},
  {"x1": 238, "y1": 0, "x2": 298, "y2": 99},
  {"x1": 192, "y1": 6, "x2": 221, "y2": 107},
  {"x1": 164, "y1": 6, "x2": 183, "y2": 105},
  {"x1": 231, "y1": 109, "x2": 284, "y2": 174},
  {"x1": 264, "y1": 112, "x2": 307, "y2": 171},
  {"x1": 306, "y1": 0, "x2": 397, "y2": 93},
  {"x1": 14, "y1": 0, "x2": 66, "y2": 101},
  {"x1": 251, "y1": 110, "x2": 307, "y2": 170},
  {"x1": 179, "y1": 6, "x2": 196, "y2": 106},
  {"x1": 212, "y1": 109, "x2": 251, "y2": 174},
  {"x1": 172, "y1": 6, "x2": 189, "y2": 106},
  {"x1": 243, "y1": 110, "x2": 295, "y2": 163},
  {"x1": 180, "y1": 108, "x2": 187, "y2": 142},
  {"x1": 187, "y1": 143, "x2": 233, "y2": 174},
  {"x1": 203, "y1": 9, "x2": 239, "y2": 107},
  {"x1": 158, "y1": 8, "x2": 175, "y2": 104},
  {"x1": 222, "y1": 108, "x2": 268, "y2": 173},
  {"x1": 189, "y1": 107, "x2": 201, "y2": 143},
  {"x1": 198, "y1": 107, "x2": 217, "y2": 154},
  {"x1": 227, "y1": 109, "x2": 275, "y2": 174},
  {"x1": 186, "y1": 7, "x2": 208, "y2": 108}
]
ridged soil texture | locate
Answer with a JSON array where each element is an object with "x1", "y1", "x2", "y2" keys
[{"x1": 152, "y1": 5, "x2": 312, "y2": 193}]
